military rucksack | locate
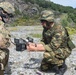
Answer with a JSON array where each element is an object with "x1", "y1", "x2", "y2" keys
[{"x1": 64, "y1": 27, "x2": 75, "y2": 50}]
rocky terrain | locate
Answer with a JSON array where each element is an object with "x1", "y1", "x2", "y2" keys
[
  {"x1": 0, "y1": 0, "x2": 40, "y2": 17},
  {"x1": 4, "y1": 26, "x2": 76, "y2": 75}
]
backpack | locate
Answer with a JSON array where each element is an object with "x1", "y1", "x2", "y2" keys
[{"x1": 64, "y1": 27, "x2": 75, "y2": 50}]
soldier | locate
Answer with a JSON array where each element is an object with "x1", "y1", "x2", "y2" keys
[
  {"x1": 0, "y1": 2, "x2": 15, "y2": 75},
  {"x1": 27, "y1": 10, "x2": 74, "y2": 75}
]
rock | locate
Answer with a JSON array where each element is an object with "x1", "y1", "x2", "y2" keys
[{"x1": 5, "y1": 26, "x2": 76, "y2": 75}]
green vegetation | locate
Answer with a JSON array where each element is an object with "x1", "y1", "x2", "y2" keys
[
  {"x1": 7, "y1": 27, "x2": 18, "y2": 31},
  {"x1": 23, "y1": 0, "x2": 76, "y2": 25},
  {"x1": 66, "y1": 27, "x2": 76, "y2": 35},
  {"x1": 11, "y1": 16, "x2": 40, "y2": 26},
  {"x1": 15, "y1": 7, "x2": 21, "y2": 15},
  {"x1": 30, "y1": 33, "x2": 41, "y2": 38},
  {"x1": 13, "y1": 0, "x2": 76, "y2": 34}
]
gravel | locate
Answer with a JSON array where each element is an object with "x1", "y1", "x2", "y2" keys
[{"x1": 4, "y1": 26, "x2": 76, "y2": 75}]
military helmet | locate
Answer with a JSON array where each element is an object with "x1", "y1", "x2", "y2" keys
[
  {"x1": 0, "y1": 2, "x2": 15, "y2": 14},
  {"x1": 40, "y1": 10, "x2": 54, "y2": 22}
]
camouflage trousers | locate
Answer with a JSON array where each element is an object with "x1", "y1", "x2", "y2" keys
[
  {"x1": 40, "y1": 48, "x2": 71, "y2": 71},
  {"x1": 0, "y1": 70, "x2": 4, "y2": 75},
  {"x1": 0, "y1": 48, "x2": 9, "y2": 75}
]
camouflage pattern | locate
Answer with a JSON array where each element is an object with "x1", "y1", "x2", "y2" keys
[
  {"x1": 0, "y1": 2, "x2": 15, "y2": 74},
  {"x1": 40, "y1": 10, "x2": 54, "y2": 22},
  {"x1": 0, "y1": 20, "x2": 11, "y2": 48},
  {"x1": 0, "y1": 2, "x2": 15, "y2": 14},
  {"x1": 40, "y1": 23, "x2": 72, "y2": 71},
  {"x1": 0, "y1": 20, "x2": 10, "y2": 75}
]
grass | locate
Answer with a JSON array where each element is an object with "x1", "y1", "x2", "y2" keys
[
  {"x1": 11, "y1": 17, "x2": 41, "y2": 26},
  {"x1": 30, "y1": 33, "x2": 42, "y2": 38},
  {"x1": 7, "y1": 27, "x2": 18, "y2": 31},
  {"x1": 66, "y1": 27, "x2": 76, "y2": 35}
]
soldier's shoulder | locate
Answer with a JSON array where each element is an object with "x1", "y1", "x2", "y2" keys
[{"x1": 54, "y1": 24, "x2": 64, "y2": 32}]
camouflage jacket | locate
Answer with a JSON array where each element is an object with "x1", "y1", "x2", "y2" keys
[
  {"x1": 0, "y1": 20, "x2": 11, "y2": 48},
  {"x1": 41, "y1": 24, "x2": 70, "y2": 52},
  {"x1": 0, "y1": 20, "x2": 10, "y2": 70}
]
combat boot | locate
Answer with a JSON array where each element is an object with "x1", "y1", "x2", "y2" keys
[
  {"x1": 59, "y1": 62, "x2": 67, "y2": 75},
  {"x1": 55, "y1": 62, "x2": 67, "y2": 75},
  {"x1": 54, "y1": 66, "x2": 61, "y2": 75}
]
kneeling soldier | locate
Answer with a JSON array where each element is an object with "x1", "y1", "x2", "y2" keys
[{"x1": 27, "y1": 10, "x2": 75, "y2": 75}]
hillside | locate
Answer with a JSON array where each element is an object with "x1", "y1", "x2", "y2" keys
[
  {"x1": 0, "y1": 0, "x2": 76, "y2": 75},
  {"x1": 0, "y1": 0, "x2": 76, "y2": 31}
]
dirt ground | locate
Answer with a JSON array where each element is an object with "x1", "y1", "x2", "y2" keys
[{"x1": 5, "y1": 26, "x2": 76, "y2": 75}]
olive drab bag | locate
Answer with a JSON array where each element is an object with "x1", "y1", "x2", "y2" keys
[{"x1": 65, "y1": 27, "x2": 75, "y2": 50}]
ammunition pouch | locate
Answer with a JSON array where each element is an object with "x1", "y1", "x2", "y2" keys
[
  {"x1": 61, "y1": 38, "x2": 75, "y2": 50},
  {"x1": 67, "y1": 38, "x2": 75, "y2": 50},
  {"x1": 64, "y1": 27, "x2": 75, "y2": 50}
]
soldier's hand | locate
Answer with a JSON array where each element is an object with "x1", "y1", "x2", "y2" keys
[
  {"x1": 26, "y1": 43, "x2": 45, "y2": 51},
  {"x1": 26, "y1": 42, "x2": 37, "y2": 51}
]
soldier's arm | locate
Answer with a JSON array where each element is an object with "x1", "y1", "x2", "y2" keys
[
  {"x1": 50, "y1": 26, "x2": 66, "y2": 49},
  {"x1": 49, "y1": 31, "x2": 64, "y2": 49},
  {"x1": 41, "y1": 27, "x2": 65, "y2": 51},
  {"x1": 26, "y1": 33, "x2": 45, "y2": 51},
  {"x1": 0, "y1": 34, "x2": 6, "y2": 70},
  {"x1": 26, "y1": 42, "x2": 45, "y2": 51}
]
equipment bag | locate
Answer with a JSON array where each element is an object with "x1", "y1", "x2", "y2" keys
[{"x1": 65, "y1": 27, "x2": 75, "y2": 50}]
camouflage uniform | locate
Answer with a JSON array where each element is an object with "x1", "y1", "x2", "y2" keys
[
  {"x1": 0, "y1": 2, "x2": 15, "y2": 75},
  {"x1": 40, "y1": 10, "x2": 72, "y2": 71}
]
